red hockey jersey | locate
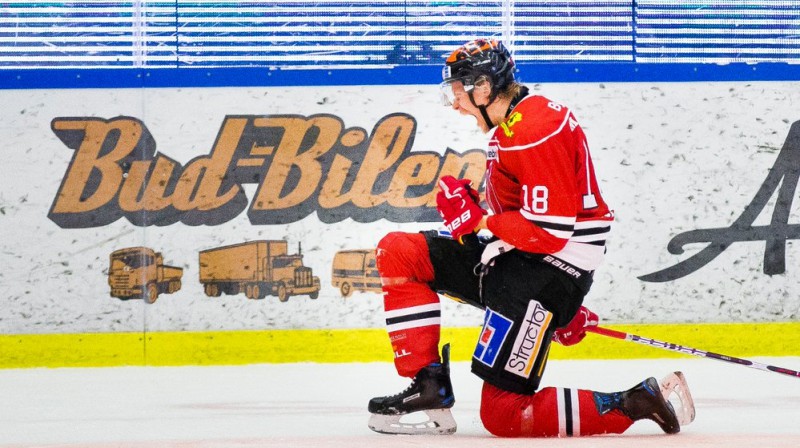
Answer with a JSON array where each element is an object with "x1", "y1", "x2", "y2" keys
[{"x1": 484, "y1": 94, "x2": 613, "y2": 271}]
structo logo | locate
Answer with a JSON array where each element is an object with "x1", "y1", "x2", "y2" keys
[{"x1": 504, "y1": 300, "x2": 552, "y2": 379}]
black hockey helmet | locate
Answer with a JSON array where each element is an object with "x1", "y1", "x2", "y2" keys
[{"x1": 440, "y1": 39, "x2": 515, "y2": 107}]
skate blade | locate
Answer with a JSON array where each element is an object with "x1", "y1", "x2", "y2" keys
[
  {"x1": 660, "y1": 371, "x2": 696, "y2": 425},
  {"x1": 368, "y1": 409, "x2": 457, "y2": 435}
]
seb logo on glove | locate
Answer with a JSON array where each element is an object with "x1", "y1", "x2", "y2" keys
[{"x1": 436, "y1": 175, "x2": 486, "y2": 243}]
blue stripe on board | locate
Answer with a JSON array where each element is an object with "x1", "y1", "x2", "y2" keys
[{"x1": 1, "y1": 62, "x2": 799, "y2": 90}]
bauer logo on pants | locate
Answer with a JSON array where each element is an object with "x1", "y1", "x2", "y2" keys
[
  {"x1": 505, "y1": 300, "x2": 553, "y2": 379},
  {"x1": 473, "y1": 308, "x2": 513, "y2": 368}
]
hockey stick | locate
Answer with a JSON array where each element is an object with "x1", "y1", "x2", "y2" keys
[{"x1": 587, "y1": 326, "x2": 800, "y2": 380}]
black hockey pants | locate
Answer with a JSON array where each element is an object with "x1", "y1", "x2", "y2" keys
[{"x1": 422, "y1": 230, "x2": 592, "y2": 395}]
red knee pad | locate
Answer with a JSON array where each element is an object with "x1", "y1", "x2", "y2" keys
[
  {"x1": 376, "y1": 232, "x2": 434, "y2": 284},
  {"x1": 480, "y1": 382, "x2": 558, "y2": 437}
]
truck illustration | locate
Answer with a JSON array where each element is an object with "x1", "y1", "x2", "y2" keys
[
  {"x1": 199, "y1": 240, "x2": 320, "y2": 302},
  {"x1": 108, "y1": 247, "x2": 184, "y2": 304},
  {"x1": 331, "y1": 249, "x2": 382, "y2": 297}
]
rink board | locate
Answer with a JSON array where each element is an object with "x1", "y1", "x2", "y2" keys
[
  {"x1": 2, "y1": 82, "x2": 800, "y2": 338},
  {"x1": 1, "y1": 322, "x2": 798, "y2": 368},
  {"x1": 2, "y1": 78, "x2": 800, "y2": 373}
]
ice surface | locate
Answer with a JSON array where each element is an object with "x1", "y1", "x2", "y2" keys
[{"x1": 2, "y1": 357, "x2": 799, "y2": 447}]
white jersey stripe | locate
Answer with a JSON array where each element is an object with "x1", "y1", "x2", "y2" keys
[
  {"x1": 571, "y1": 234, "x2": 608, "y2": 243},
  {"x1": 386, "y1": 317, "x2": 441, "y2": 333},
  {"x1": 574, "y1": 218, "x2": 613, "y2": 229},
  {"x1": 583, "y1": 140, "x2": 592, "y2": 198},
  {"x1": 520, "y1": 209, "x2": 577, "y2": 226},
  {"x1": 485, "y1": 163, "x2": 505, "y2": 214},
  {"x1": 556, "y1": 387, "x2": 568, "y2": 437},
  {"x1": 553, "y1": 241, "x2": 606, "y2": 270},
  {"x1": 384, "y1": 303, "x2": 440, "y2": 319}
]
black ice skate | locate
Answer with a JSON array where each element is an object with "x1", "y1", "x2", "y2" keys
[
  {"x1": 368, "y1": 344, "x2": 456, "y2": 435},
  {"x1": 594, "y1": 371, "x2": 695, "y2": 434}
]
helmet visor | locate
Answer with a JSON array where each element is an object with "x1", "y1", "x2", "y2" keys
[{"x1": 439, "y1": 76, "x2": 475, "y2": 107}]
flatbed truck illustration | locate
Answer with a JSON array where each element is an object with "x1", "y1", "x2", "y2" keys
[
  {"x1": 199, "y1": 240, "x2": 320, "y2": 301},
  {"x1": 108, "y1": 247, "x2": 183, "y2": 304}
]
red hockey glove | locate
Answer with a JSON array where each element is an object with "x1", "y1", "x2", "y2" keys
[
  {"x1": 436, "y1": 175, "x2": 485, "y2": 243},
  {"x1": 552, "y1": 306, "x2": 599, "y2": 346}
]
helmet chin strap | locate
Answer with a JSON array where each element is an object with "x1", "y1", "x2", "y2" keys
[
  {"x1": 478, "y1": 105, "x2": 494, "y2": 129},
  {"x1": 467, "y1": 90, "x2": 496, "y2": 129}
]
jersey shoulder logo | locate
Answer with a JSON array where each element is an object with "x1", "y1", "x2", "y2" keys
[
  {"x1": 487, "y1": 139, "x2": 499, "y2": 160},
  {"x1": 499, "y1": 112, "x2": 523, "y2": 137}
]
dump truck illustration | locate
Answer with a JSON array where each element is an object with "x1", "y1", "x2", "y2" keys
[
  {"x1": 108, "y1": 247, "x2": 183, "y2": 304},
  {"x1": 199, "y1": 240, "x2": 320, "y2": 302},
  {"x1": 331, "y1": 249, "x2": 382, "y2": 297}
]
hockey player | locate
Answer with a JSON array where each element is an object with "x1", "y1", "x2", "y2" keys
[{"x1": 367, "y1": 39, "x2": 695, "y2": 437}]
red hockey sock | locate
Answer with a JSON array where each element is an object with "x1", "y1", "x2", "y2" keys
[
  {"x1": 480, "y1": 382, "x2": 633, "y2": 437},
  {"x1": 376, "y1": 232, "x2": 440, "y2": 377}
]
